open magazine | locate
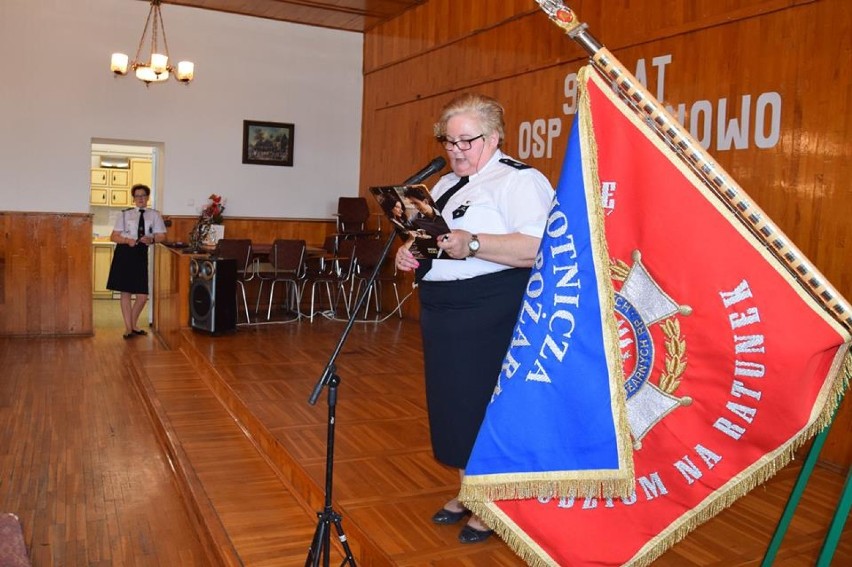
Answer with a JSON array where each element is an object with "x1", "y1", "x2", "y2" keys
[{"x1": 369, "y1": 185, "x2": 456, "y2": 260}]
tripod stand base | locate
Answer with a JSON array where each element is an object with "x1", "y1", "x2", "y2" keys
[{"x1": 305, "y1": 506, "x2": 356, "y2": 567}]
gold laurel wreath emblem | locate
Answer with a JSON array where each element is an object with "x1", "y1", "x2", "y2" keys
[{"x1": 610, "y1": 259, "x2": 688, "y2": 395}]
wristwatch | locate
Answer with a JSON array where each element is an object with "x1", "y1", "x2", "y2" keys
[{"x1": 468, "y1": 234, "x2": 480, "y2": 257}]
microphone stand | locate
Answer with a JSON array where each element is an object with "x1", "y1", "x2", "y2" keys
[
  {"x1": 304, "y1": 159, "x2": 445, "y2": 565},
  {"x1": 304, "y1": 231, "x2": 397, "y2": 567}
]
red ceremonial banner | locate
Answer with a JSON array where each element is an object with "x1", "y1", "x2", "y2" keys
[{"x1": 466, "y1": 67, "x2": 850, "y2": 566}]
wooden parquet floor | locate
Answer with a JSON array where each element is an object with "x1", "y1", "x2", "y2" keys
[
  {"x1": 0, "y1": 305, "x2": 849, "y2": 566},
  {"x1": 154, "y1": 318, "x2": 523, "y2": 566},
  {"x1": 0, "y1": 327, "x2": 208, "y2": 565}
]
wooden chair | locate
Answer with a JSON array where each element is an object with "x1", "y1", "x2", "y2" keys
[
  {"x1": 334, "y1": 197, "x2": 380, "y2": 240},
  {"x1": 320, "y1": 233, "x2": 338, "y2": 256},
  {"x1": 302, "y1": 238, "x2": 357, "y2": 322},
  {"x1": 260, "y1": 239, "x2": 306, "y2": 321},
  {"x1": 349, "y1": 237, "x2": 402, "y2": 319},
  {"x1": 214, "y1": 238, "x2": 254, "y2": 324}
]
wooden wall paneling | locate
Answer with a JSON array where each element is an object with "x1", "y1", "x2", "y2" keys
[
  {"x1": 0, "y1": 212, "x2": 93, "y2": 336},
  {"x1": 63, "y1": 215, "x2": 94, "y2": 335},
  {"x1": 36, "y1": 216, "x2": 56, "y2": 333},
  {"x1": 29, "y1": 215, "x2": 47, "y2": 332},
  {"x1": 362, "y1": 0, "x2": 851, "y2": 466},
  {"x1": 0, "y1": 213, "x2": 12, "y2": 331},
  {"x1": 364, "y1": 14, "x2": 572, "y2": 112},
  {"x1": 0, "y1": 231, "x2": 4, "y2": 307},
  {"x1": 365, "y1": 0, "x2": 817, "y2": 106},
  {"x1": 364, "y1": 0, "x2": 536, "y2": 73},
  {"x1": 42, "y1": 214, "x2": 93, "y2": 335},
  {"x1": 644, "y1": 1, "x2": 852, "y2": 306}
]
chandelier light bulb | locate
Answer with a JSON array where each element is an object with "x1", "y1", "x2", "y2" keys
[
  {"x1": 111, "y1": 53, "x2": 129, "y2": 75},
  {"x1": 150, "y1": 53, "x2": 168, "y2": 74},
  {"x1": 176, "y1": 61, "x2": 195, "y2": 83}
]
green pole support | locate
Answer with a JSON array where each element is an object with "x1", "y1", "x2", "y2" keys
[
  {"x1": 762, "y1": 389, "x2": 850, "y2": 567},
  {"x1": 761, "y1": 425, "x2": 832, "y2": 566},
  {"x1": 816, "y1": 466, "x2": 852, "y2": 566}
]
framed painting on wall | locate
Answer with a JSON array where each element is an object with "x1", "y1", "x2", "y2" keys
[{"x1": 242, "y1": 120, "x2": 294, "y2": 166}]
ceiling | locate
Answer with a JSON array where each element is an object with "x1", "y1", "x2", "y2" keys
[{"x1": 161, "y1": 0, "x2": 425, "y2": 33}]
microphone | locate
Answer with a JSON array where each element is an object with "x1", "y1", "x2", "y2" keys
[{"x1": 402, "y1": 156, "x2": 447, "y2": 185}]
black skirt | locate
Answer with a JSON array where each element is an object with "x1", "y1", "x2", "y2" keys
[
  {"x1": 106, "y1": 243, "x2": 149, "y2": 294},
  {"x1": 419, "y1": 268, "x2": 530, "y2": 468}
]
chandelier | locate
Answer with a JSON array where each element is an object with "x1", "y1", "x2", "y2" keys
[{"x1": 110, "y1": 0, "x2": 194, "y2": 85}]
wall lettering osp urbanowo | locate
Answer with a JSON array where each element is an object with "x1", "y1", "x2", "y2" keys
[{"x1": 517, "y1": 54, "x2": 782, "y2": 161}]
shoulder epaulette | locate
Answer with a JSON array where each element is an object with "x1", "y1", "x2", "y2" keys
[
  {"x1": 122, "y1": 207, "x2": 133, "y2": 211},
  {"x1": 499, "y1": 157, "x2": 532, "y2": 170}
]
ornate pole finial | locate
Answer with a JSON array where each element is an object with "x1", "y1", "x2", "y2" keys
[
  {"x1": 535, "y1": 0, "x2": 581, "y2": 34},
  {"x1": 535, "y1": 1, "x2": 601, "y2": 54}
]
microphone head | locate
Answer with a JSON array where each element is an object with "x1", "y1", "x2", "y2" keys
[
  {"x1": 402, "y1": 156, "x2": 449, "y2": 185},
  {"x1": 431, "y1": 156, "x2": 447, "y2": 171}
]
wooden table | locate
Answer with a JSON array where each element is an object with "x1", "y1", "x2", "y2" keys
[{"x1": 251, "y1": 243, "x2": 326, "y2": 260}]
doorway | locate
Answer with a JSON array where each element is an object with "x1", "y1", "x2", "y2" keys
[{"x1": 90, "y1": 139, "x2": 164, "y2": 332}]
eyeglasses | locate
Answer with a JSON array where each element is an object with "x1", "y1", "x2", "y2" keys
[
  {"x1": 439, "y1": 134, "x2": 484, "y2": 151},
  {"x1": 132, "y1": 193, "x2": 148, "y2": 199}
]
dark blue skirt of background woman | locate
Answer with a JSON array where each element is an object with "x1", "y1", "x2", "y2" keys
[{"x1": 106, "y1": 243, "x2": 149, "y2": 294}]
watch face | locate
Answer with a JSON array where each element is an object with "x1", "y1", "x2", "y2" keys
[{"x1": 469, "y1": 237, "x2": 480, "y2": 251}]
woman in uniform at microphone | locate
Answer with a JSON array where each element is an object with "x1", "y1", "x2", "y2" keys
[{"x1": 395, "y1": 93, "x2": 553, "y2": 543}]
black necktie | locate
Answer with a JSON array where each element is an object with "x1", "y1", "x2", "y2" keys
[
  {"x1": 434, "y1": 176, "x2": 469, "y2": 212},
  {"x1": 137, "y1": 209, "x2": 146, "y2": 242},
  {"x1": 415, "y1": 176, "x2": 469, "y2": 283}
]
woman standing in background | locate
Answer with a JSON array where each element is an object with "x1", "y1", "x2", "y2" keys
[{"x1": 107, "y1": 184, "x2": 167, "y2": 339}]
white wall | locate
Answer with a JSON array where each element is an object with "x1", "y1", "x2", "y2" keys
[{"x1": 0, "y1": 0, "x2": 363, "y2": 218}]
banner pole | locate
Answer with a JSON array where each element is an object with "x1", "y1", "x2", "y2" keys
[
  {"x1": 760, "y1": 396, "x2": 850, "y2": 566},
  {"x1": 760, "y1": 419, "x2": 832, "y2": 565},
  {"x1": 534, "y1": 0, "x2": 852, "y2": 333},
  {"x1": 817, "y1": 465, "x2": 852, "y2": 565}
]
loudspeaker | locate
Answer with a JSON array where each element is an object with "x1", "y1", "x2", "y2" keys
[{"x1": 189, "y1": 257, "x2": 237, "y2": 334}]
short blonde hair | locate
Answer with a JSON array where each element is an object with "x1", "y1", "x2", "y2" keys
[{"x1": 433, "y1": 93, "x2": 505, "y2": 147}]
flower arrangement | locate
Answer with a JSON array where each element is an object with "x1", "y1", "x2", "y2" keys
[
  {"x1": 188, "y1": 194, "x2": 227, "y2": 250},
  {"x1": 202, "y1": 194, "x2": 226, "y2": 224}
]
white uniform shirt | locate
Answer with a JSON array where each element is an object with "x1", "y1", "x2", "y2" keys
[
  {"x1": 424, "y1": 150, "x2": 553, "y2": 281},
  {"x1": 113, "y1": 207, "x2": 167, "y2": 240}
]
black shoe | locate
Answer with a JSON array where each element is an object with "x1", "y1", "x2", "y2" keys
[
  {"x1": 431, "y1": 507, "x2": 469, "y2": 525},
  {"x1": 132, "y1": 329, "x2": 148, "y2": 335},
  {"x1": 123, "y1": 333, "x2": 135, "y2": 339},
  {"x1": 458, "y1": 524, "x2": 493, "y2": 544}
]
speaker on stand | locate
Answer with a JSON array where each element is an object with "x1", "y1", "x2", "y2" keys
[{"x1": 189, "y1": 257, "x2": 237, "y2": 334}]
